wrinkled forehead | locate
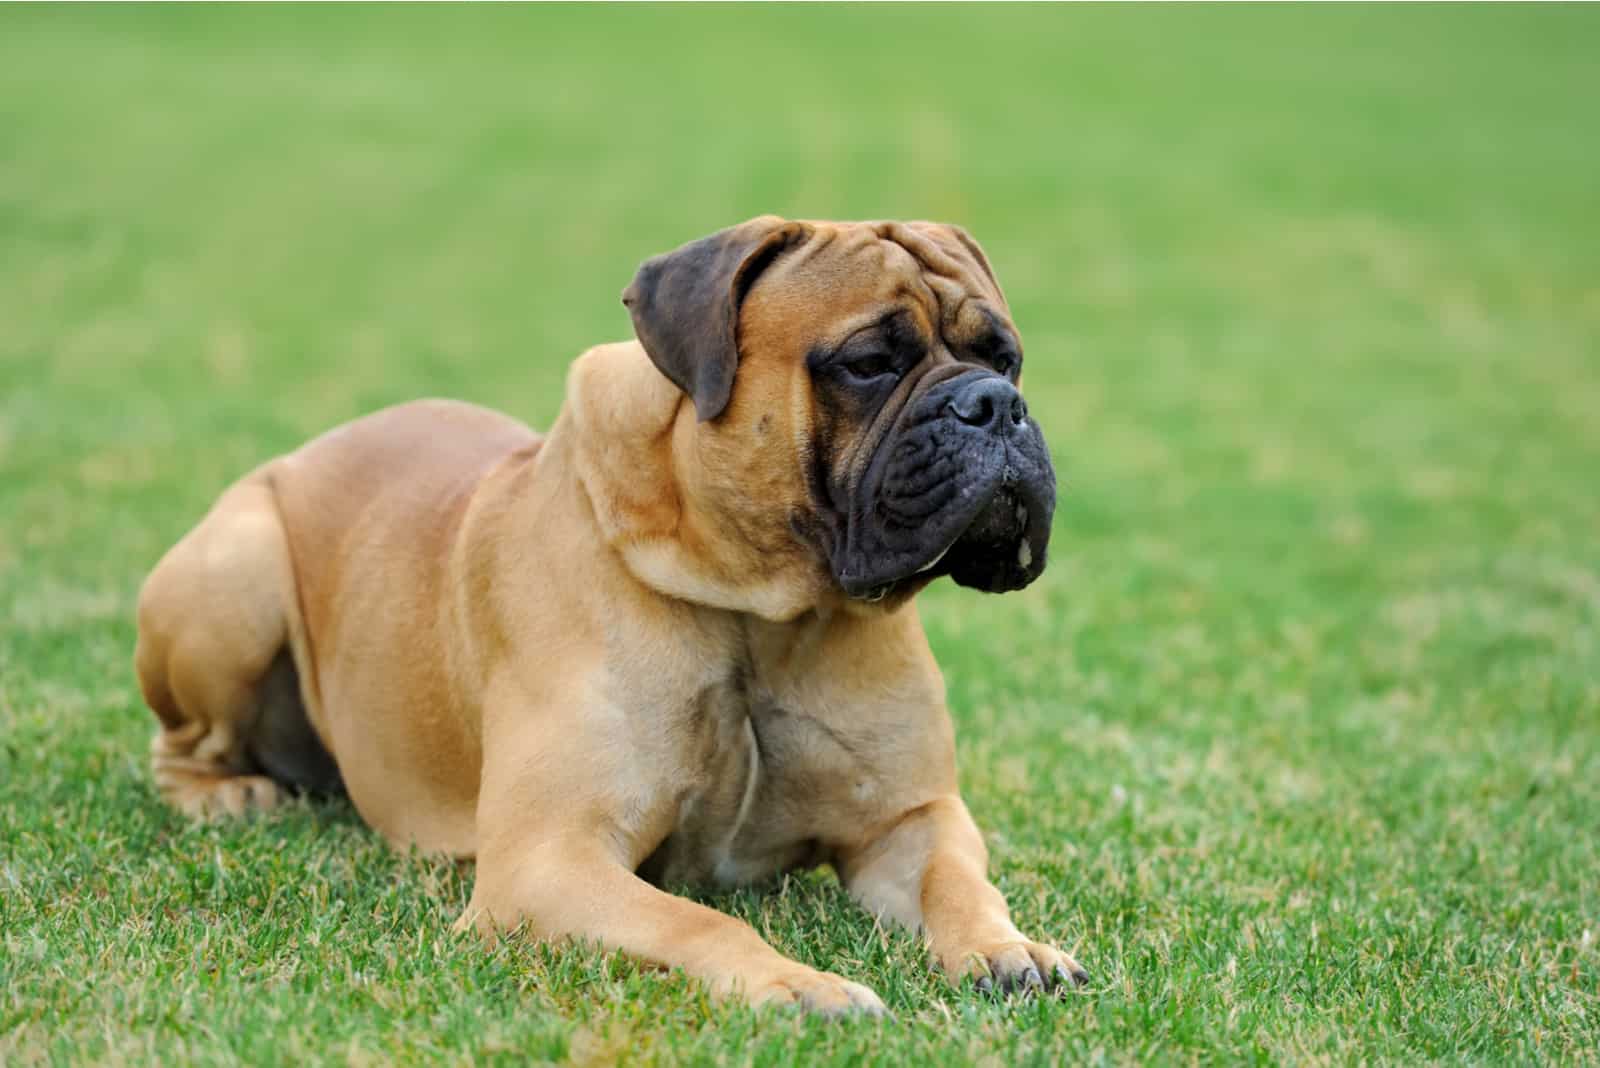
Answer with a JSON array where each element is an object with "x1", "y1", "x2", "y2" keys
[{"x1": 742, "y1": 221, "x2": 1016, "y2": 354}]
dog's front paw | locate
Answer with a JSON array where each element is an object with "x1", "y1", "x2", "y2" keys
[
  {"x1": 747, "y1": 966, "x2": 888, "y2": 1017},
  {"x1": 941, "y1": 938, "x2": 1089, "y2": 995}
]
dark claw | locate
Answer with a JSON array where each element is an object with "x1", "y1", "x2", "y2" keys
[
  {"x1": 1055, "y1": 964, "x2": 1091, "y2": 988},
  {"x1": 995, "y1": 964, "x2": 1043, "y2": 995}
]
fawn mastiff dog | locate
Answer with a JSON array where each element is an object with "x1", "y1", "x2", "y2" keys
[{"x1": 135, "y1": 217, "x2": 1086, "y2": 1014}]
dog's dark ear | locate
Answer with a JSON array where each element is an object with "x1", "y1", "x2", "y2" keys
[{"x1": 622, "y1": 216, "x2": 805, "y2": 422}]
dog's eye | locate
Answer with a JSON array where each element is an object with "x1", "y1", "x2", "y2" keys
[
  {"x1": 841, "y1": 351, "x2": 896, "y2": 382},
  {"x1": 987, "y1": 350, "x2": 1019, "y2": 377}
]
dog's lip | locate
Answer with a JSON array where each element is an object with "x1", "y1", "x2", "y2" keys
[
  {"x1": 914, "y1": 541, "x2": 955, "y2": 575},
  {"x1": 840, "y1": 468, "x2": 1046, "y2": 601},
  {"x1": 914, "y1": 490, "x2": 1028, "y2": 577}
]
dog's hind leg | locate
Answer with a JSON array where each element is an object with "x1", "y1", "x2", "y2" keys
[{"x1": 135, "y1": 473, "x2": 306, "y2": 819}]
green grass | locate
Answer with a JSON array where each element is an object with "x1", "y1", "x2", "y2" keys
[{"x1": 3, "y1": 5, "x2": 1598, "y2": 1064}]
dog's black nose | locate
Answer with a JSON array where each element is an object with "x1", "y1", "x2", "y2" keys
[{"x1": 949, "y1": 376, "x2": 1027, "y2": 432}]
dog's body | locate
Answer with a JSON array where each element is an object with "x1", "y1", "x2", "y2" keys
[{"x1": 135, "y1": 218, "x2": 1084, "y2": 1013}]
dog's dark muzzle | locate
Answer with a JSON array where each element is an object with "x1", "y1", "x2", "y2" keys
[{"x1": 836, "y1": 370, "x2": 1056, "y2": 598}]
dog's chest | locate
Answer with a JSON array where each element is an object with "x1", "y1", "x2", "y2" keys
[{"x1": 635, "y1": 673, "x2": 881, "y2": 889}]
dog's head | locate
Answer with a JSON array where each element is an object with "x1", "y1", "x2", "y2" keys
[{"x1": 622, "y1": 215, "x2": 1055, "y2": 609}]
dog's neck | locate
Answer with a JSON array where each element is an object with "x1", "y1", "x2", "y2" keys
[{"x1": 563, "y1": 340, "x2": 830, "y2": 622}]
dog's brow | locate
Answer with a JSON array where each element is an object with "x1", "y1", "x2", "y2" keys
[
  {"x1": 972, "y1": 306, "x2": 1020, "y2": 352},
  {"x1": 877, "y1": 230, "x2": 986, "y2": 336},
  {"x1": 880, "y1": 309, "x2": 928, "y2": 355}
]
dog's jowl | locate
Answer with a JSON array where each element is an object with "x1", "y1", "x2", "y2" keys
[{"x1": 135, "y1": 217, "x2": 1086, "y2": 1014}]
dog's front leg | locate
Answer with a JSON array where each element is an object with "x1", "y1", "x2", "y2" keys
[
  {"x1": 459, "y1": 718, "x2": 885, "y2": 1016},
  {"x1": 839, "y1": 795, "x2": 1088, "y2": 993}
]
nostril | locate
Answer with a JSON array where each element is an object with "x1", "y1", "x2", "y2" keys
[{"x1": 1010, "y1": 394, "x2": 1027, "y2": 425}]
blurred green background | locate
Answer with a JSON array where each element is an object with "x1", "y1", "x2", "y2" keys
[{"x1": 2, "y1": 5, "x2": 1597, "y2": 1064}]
